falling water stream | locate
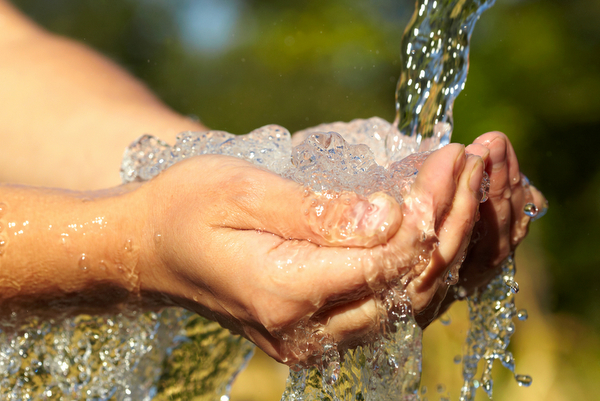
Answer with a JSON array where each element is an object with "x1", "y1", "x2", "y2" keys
[{"x1": 0, "y1": 1, "x2": 540, "y2": 400}]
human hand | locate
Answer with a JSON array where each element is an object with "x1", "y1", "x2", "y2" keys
[
  {"x1": 136, "y1": 144, "x2": 483, "y2": 365},
  {"x1": 415, "y1": 132, "x2": 547, "y2": 327}
]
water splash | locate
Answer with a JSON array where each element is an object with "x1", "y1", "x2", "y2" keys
[
  {"x1": 0, "y1": 309, "x2": 254, "y2": 400},
  {"x1": 389, "y1": 0, "x2": 496, "y2": 160},
  {"x1": 459, "y1": 255, "x2": 530, "y2": 400}
]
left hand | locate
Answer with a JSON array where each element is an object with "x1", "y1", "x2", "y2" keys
[{"x1": 415, "y1": 131, "x2": 547, "y2": 328}]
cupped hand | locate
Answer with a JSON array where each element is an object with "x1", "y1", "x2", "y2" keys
[
  {"x1": 136, "y1": 144, "x2": 483, "y2": 365},
  {"x1": 416, "y1": 132, "x2": 547, "y2": 327},
  {"x1": 460, "y1": 132, "x2": 546, "y2": 290}
]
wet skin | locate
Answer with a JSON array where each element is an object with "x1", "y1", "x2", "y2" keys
[
  {"x1": 137, "y1": 134, "x2": 545, "y2": 365},
  {"x1": 0, "y1": 133, "x2": 544, "y2": 367}
]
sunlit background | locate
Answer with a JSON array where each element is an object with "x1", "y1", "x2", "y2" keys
[{"x1": 10, "y1": 0, "x2": 600, "y2": 399}]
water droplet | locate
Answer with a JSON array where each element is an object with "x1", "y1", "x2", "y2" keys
[
  {"x1": 455, "y1": 286, "x2": 468, "y2": 300},
  {"x1": 154, "y1": 233, "x2": 163, "y2": 247},
  {"x1": 444, "y1": 265, "x2": 460, "y2": 285},
  {"x1": 439, "y1": 314, "x2": 451, "y2": 325},
  {"x1": 504, "y1": 277, "x2": 519, "y2": 293},
  {"x1": 515, "y1": 374, "x2": 532, "y2": 387},
  {"x1": 437, "y1": 383, "x2": 446, "y2": 393},
  {"x1": 0, "y1": 221, "x2": 3, "y2": 232},
  {"x1": 421, "y1": 386, "x2": 428, "y2": 394},
  {"x1": 517, "y1": 309, "x2": 528, "y2": 321},
  {"x1": 0, "y1": 202, "x2": 7, "y2": 217},
  {"x1": 78, "y1": 254, "x2": 89, "y2": 271},
  {"x1": 0, "y1": 238, "x2": 5, "y2": 255},
  {"x1": 124, "y1": 239, "x2": 134, "y2": 252},
  {"x1": 453, "y1": 355, "x2": 462, "y2": 364},
  {"x1": 523, "y1": 202, "x2": 538, "y2": 218}
]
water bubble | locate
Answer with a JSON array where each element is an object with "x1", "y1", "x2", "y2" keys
[
  {"x1": 453, "y1": 355, "x2": 462, "y2": 364},
  {"x1": 523, "y1": 203, "x2": 538, "y2": 218},
  {"x1": 480, "y1": 171, "x2": 490, "y2": 203},
  {"x1": 439, "y1": 314, "x2": 451, "y2": 326},
  {"x1": 504, "y1": 277, "x2": 519, "y2": 293},
  {"x1": 517, "y1": 309, "x2": 528, "y2": 321},
  {"x1": 515, "y1": 374, "x2": 532, "y2": 387}
]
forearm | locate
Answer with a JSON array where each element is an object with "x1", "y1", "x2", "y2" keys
[
  {"x1": 0, "y1": 1, "x2": 207, "y2": 190},
  {"x1": 0, "y1": 183, "x2": 155, "y2": 320}
]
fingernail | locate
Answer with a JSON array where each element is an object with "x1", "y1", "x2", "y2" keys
[
  {"x1": 453, "y1": 145, "x2": 466, "y2": 181},
  {"x1": 469, "y1": 157, "x2": 485, "y2": 195}
]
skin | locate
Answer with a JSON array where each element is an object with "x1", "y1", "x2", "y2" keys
[{"x1": 0, "y1": 0, "x2": 546, "y2": 366}]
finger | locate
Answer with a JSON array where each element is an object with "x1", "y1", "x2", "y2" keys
[
  {"x1": 205, "y1": 156, "x2": 403, "y2": 247},
  {"x1": 316, "y1": 296, "x2": 380, "y2": 347},
  {"x1": 530, "y1": 184, "x2": 548, "y2": 221},
  {"x1": 465, "y1": 143, "x2": 491, "y2": 164},
  {"x1": 407, "y1": 154, "x2": 484, "y2": 311},
  {"x1": 473, "y1": 132, "x2": 513, "y2": 264},
  {"x1": 404, "y1": 143, "x2": 466, "y2": 233},
  {"x1": 505, "y1": 139, "x2": 532, "y2": 246}
]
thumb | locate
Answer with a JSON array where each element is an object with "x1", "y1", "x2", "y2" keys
[{"x1": 233, "y1": 166, "x2": 402, "y2": 247}]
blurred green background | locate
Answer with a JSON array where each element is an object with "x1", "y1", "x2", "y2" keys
[{"x1": 10, "y1": 0, "x2": 600, "y2": 399}]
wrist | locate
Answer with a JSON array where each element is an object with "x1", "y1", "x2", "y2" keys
[{"x1": 0, "y1": 183, "x2": 155, "y2": 319}]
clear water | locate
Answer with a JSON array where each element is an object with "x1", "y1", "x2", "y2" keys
[
  {"x1": 0, "y1": 309, "x2": 254, "y2": 400},
  {"x1": 459, "y1": 256, "x2": 532, "y2": 401},
  {"x1": 0, "y1": 0, "x2": 537, "y2": 399},
  {"x1": 390, "y1": 0, "x2": 497, "y2": 159}
]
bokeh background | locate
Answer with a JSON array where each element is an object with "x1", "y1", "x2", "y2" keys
[{"x1": 10, "y1": 0, "x2": 600, "y2": 399}]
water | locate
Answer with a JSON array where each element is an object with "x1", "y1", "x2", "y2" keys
[
  {"x1": 390, "y1": 0, "x2": 497, "y2": 159},
  {"x1": 0, "y1": 309, "x2": 254, "y2": 400},
  {"x1": 459, "y1": 256, "x2": 531, "y2": 400},
  {"x1": 0, "y1": 0, "x2": 538, "y2": 399}
]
